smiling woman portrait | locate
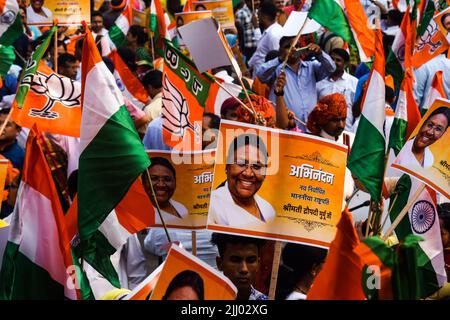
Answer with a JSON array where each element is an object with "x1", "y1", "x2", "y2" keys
[
  {"x1": 26, "y1": 0, "x2": 52, "y2": 24},
  {"x1": 142, "y1": 157, "x2": 188, "y2": 224},
  {"x1": 209, "y1": 133, "x2": 276, "y2": 227},
  {"x1": 395, "y1": 107, "x2": 450, "y2": 169}
]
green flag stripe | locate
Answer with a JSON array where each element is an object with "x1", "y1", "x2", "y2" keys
[
  {"x1": 388, "y1": 117, "x2": 408, "y2": 156},
  {"x1": 0, "y1": 242, "x2": 65, "y2": 300},
  {"x1": 0, "y1": 15, "x2": 23, "y2": 46},
  {"x1": 78, "y1": 105, "x2": 150, "y2": 240}
]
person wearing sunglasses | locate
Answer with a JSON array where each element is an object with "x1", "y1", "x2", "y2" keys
[{"x1": 209, "y1": 133, "x2": 275, "y2": 227}]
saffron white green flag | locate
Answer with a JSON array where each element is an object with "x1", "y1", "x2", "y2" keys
[
  {"x1": 108, "y1": 2, "x2": 132, "y2": 49},
  {"x1": 348, "y1": 29, "x2": 386, "y2": 202},
  {"x1": 389, "y1": 174, "x2": 447, "y2": 298},
  {"x1": 308, "y1": 0, "x2": 375, "y2": 62},
  {"x1": 0, "y1": 0, "x2": 23, "y2": 46},
  {"x1": 77, "y1": 25, "x2": 150, "y2": 287},
  {"x1": 0, "y1": 126, "x2": 81, "y2": 300}
]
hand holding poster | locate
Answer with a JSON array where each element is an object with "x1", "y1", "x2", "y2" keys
[
  {"x1": 149, "y1": 244, "x2": 237, "y2": 300},
  {"x1": 207, "y1": 120, "x2": 347, "y2": 247},
  {"x1": 391, "y1": 98, "x2": 450, "y2": 198},
  {"x1": 146, "y1": 150, "x2": 215, "y2": 229},
  {"x1": 192, "y1": 0, "x2": 234, "y2": 28},
  {"x1": 26, "y1": 0, "x2": 90, "y2": 26}
]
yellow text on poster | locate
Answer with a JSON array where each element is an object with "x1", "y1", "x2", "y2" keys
[{"x1": 26, "y1": 0, "x2": 91, "y2": 26}]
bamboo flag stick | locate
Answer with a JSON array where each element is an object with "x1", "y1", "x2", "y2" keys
[
  {"x1": 280, "y1": 18, "x2": 309, "y2": 72},
  {"x1": 381, "y1": 184, "x2": 426, "y2": 241},
  {"x1": 145, "y1": 169, "x2": 172, "y2": 243},
  {"x1": 54, "y1": 25, "x2": 58, "y2": 73},
  {"x1": 268, "y1": 241, "x2": 282, "y2": 300},
  {"x1": 191, "y1": 231, "x2": 197, "y2": 256},
  {"x1": 149, "y1": 32, "x2": 156, "y2": 69},
  {"x1": 213, "y1": 78, "x2": 254, "y2": 114}
]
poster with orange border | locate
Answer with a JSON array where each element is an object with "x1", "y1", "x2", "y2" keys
[
  {"x1": 147, "y1": 150, "x2": 215, "y2": 229},
  {"x1": 123, "y1": 263, "x2": 164, "y2": 300},
  {"x1": 26, "y1": 0, "x2": 90, "y2": 26},
  {"x1": 434, "y1": 7, "x2": 450, "y2": 45},
  {"x1": 206, "y1": 120, "x2": 347, "y2": 248},
  {"x1": 132, "y1": 8, "x2": 149, "y2": 27},
  {"x1": 175, "y1": 10, "x2": 213, "y2": 28},
  {"x1": 192, "y1": 0, "x2": 234, "y2": 28},
  {"x1": 149, "y1": 244, "x2": 237, "y2": 300},
  {"x1": 391, "y1": 98, "x2": 450, "y2": 198}
]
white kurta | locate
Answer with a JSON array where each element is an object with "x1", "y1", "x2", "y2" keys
[
  {"x1": 154, "y1": 199, "x2": 189, "y2": 225},
  {"x1": 26, "y1": 6, "x2": 52, "y2": 24},
  {"x1": 208, "y1": 183, "x2": 276, "y2": 227}
]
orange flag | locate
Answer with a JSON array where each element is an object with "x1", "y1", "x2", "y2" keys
[
  {"x1": 11, "y1": 63, "x2": 82, "y2": 137},
  {"x1": 307, "y1": 208, "x2": 366, "y2": 300}
]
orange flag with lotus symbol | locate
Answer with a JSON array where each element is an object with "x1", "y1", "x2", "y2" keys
[{"x1": 12, "y1": 62, "x2": 82, "y2": 137}]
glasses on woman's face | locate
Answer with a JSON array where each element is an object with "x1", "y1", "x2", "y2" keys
[
  {"x1": 423, "y1": 121, "x2": 446, "y2": 136},
  {"x1": 150, "y1": 175, "x2": 174, "y2": 184},
  {"x1": 232, "y1": 160, "x2": 267, "y2": 174}
]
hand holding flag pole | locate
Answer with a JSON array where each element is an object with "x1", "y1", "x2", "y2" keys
[{"x1": 280, "y1": 17, "x2": 310, "y2": 73}]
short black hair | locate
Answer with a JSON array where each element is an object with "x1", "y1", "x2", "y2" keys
[
  {"x1": 128, "y1": 25, "x2": 149, "y2": 46},
  {"x1": 203, "y1": 112, "x2": 221, "y2": 130},
  {"x1": 282, "y1": 243, "x2": 327, "y2": 279},
  {"x1": 226, "y1": 133, "x2": 269, "y2": 165},
  {"x1": 259, "y1": 1, "x2": 278, "y2": 21},
  {"x1": 279, "y1": 36, "x2": 295, "y2": 49},
  {"x1": 331, "y1": 48, "x2": 350, "y2": 62},
  {"x1": 162, "y1": 270, "x2": 205, "y2": 300},
  {"x1": 142, "y1": 69, "x2": 162, "y2": 89},
  {"x1": 441, "y1": 12, "x2": 450, "y2": 27},
  {"x1": 117, "y1": 47, "x2": 137, "y2": 72},
  {"x1": 211, "y1": 233, "x2": 266, "y2": 258},
  {"x1": 425, "y1": 106, "x2": 450, "y2": 128},
  {"x1": 92, "y1": 10, "x2": 103, "y2": 19},
  {"x1": 58, "y1": 53, "x2": 77, "y2": 68},
  {"x1": 149, "y1": 157, "x2": 176, "y2": 178},
  {"x1": 385, "y1": 86, "x2": 396, "y2": 103},
  {"x1": 265, "y1": 50, "x2": 279, "y2": 62},
  {"x1": 388, "y1": 9, "x2": 404, "y2": 26}
]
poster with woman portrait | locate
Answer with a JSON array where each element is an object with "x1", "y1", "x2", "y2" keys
[
  {"x1": 175, "y1": 10, "x2": 213, "y2": 29},
  {"x1": 192, "y1": 0, "x2": 234, "y2": 28},
  {"x1": 26, "y1": 0, "x2": 90, "y2": 26},
  {"x1": 149, "y1": 244, "x2": 237, "y2": 300},
  {"x1": 391, "y1": 98, "x2": 450, "y2": 198},
  {"x1": 434, "y1": 7, "x2": 450, "y2": 45},
  {"x1": 146, "y1": 150, "x2": 216, "y2": 229},
  {"x1": 206, "y1": 120, "x2": 348, "y2": 247}
]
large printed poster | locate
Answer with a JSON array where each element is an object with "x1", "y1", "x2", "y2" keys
[
  {"x1": 207, "y1": 120, "x2": 348, "y2": 247},
  {"x1": 392, "y1": 98, "x2": 450, "y2": 198},
  {"x1": 26, "y1": 0, "x2": 90, "y2": 26}
]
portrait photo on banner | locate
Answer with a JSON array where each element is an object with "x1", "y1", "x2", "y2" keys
[
  {"x1": 434, "y1": 7, "x2": 450, "y2": 45},
  {"x1": 149, "y1": 244, "x2": 237, "y2": 300},
  {"x1": 207, "y1": 120, "x2": 348, "y2": 247},
  {"x1": 25, "y1": 0, "x2": 90, "y2": 26},
  {"x1": 192, "y1": 0, "x2": 235, "y2": 29},
  {"x1": 146, "y1": 150, "x2": 215, "y2": 229},
  {"x1": 391, "y1": 98, "x2": 450, "y2": 198}
]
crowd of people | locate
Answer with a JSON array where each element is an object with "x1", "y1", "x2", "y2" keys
[{"x1": 1, "y1": 0, "x2": 450, "y2": 300}]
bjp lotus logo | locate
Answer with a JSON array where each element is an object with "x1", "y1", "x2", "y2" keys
[{"x1": 22, "y1": 71, "x2": 81, "y2": 119}]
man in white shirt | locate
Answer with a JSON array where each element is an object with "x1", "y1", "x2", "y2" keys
[
  {"x1": 316, "y1": 48, "x2": 358, "y2": 131},
  {"x1": 91, "y1": 11, "x2": 112, "y2": 57},
  {"x1": 248, "y1": 1, "x2": 283, "y2": 76}
]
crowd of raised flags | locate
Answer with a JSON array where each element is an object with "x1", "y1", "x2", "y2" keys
[{"x1": 0, "y1": 0, "x2": 449, "y2": 300}]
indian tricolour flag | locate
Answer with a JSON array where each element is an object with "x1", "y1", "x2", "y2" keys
[
  {"x1": 108, "y1": 50, "x2": 149, "y2": 109},
  {"x1": 0, "y1": 126, "x2": 81, "y2": 300},
  {"x1": 389, "y1": 174, "x2": 447, "y2": 298},
  {"x1": 422, "y1": 70, "x2": 445, "y2": 114},
  {"x1": 77, "y1": 25, "x2": 150, "y2": 287},
  {"x1": 0, "y1": 0, "x2": 23, "y2": 46},
  {"x1": 108, "y1": 1, "x2": 132, "y2": 49},
  {"x1": 308, "y1": 0, "x2": 375, "y2": 62},
  {"x1": 150, "y1": 0, "x2": 169, "y2": 51},
  {"x1": 348, "y1": 28, "x2": 386, "y2": 202}
]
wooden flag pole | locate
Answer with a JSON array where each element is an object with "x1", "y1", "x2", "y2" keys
[
  {"x1": 145, "y1": 169, "x2": 172, "y2": 243},
  {"x1": 381, "y1": 184, "x2": 426, "y2": 241},
  {"x1": 268, "y1": 241, "x2": 282, "y2": 300},
  {"x1": 280, "y1": 18, "x2": 309, "y2": 72},
  {"x1": 379, "y1": 193, "x2": 399, "y2": 233},
  {"x1": 213, "y1": 78, "x2": 254, "y2": 115},
  {"x1": 191, "y1": 231, "x2": 197, "y2": 256},
  {"x1": 149, "y1": 32, "x2": 156, "y2": 70},
  {"x1": 54, "y1": 25, "x2": 58, "y2": 73}
]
